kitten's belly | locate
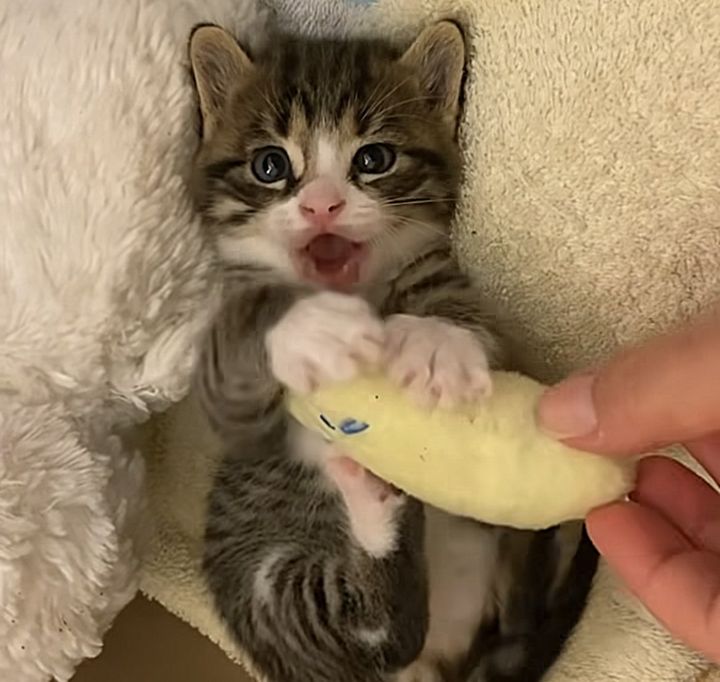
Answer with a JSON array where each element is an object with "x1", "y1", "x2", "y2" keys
[{"x1": 422, "y1": 506, "x2": 499, "y2": 662}]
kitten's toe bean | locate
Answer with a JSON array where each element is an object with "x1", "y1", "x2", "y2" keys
[
  {"x1": 326, "y1": 456, "x2": 398, "y2": 503},
  {"x1": 325, "y1": 455, "x2": 364, "y2": 481},
  {"x1": 266, "y1": 291, "x2": 383, "y2": 392},
  {"x1": 468, "y1": 364, "x2": 493, "y2": 399},
  {"x1": 384, "y1": 314, "x2": 491, "y2": 408}
]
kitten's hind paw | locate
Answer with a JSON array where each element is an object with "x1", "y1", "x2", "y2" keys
[{"x1": 324, "y1": 455, "x2": 404, "y2": 558}]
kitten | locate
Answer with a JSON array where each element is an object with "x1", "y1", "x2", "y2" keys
[{"x1": 189, "y1": 22, "x2": 598, "y2": 682}]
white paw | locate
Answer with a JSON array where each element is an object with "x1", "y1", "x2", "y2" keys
[
  {"x1": 395, "y1": 659, "x2": 444, "y2": 682},
  {"x1": 266, "y1": 292, "x2": 384, "y2": 393},
  {"x1": 384, "y1": 314, "x2": 492, "y2": 409},
  {"x1": 324, "y1": 456, "x2": 404, "y2": 558}
]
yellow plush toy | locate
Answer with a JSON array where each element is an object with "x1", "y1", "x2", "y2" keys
[{"x1": 287, "y1": 371, "x2": 635, "y2": 530}]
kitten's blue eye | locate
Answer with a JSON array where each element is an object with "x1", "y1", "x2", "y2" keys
[
  {"x1": 353, "y1": 144, "x2": 396, "y2": 175},
  {"x1": 251, "y1": 147, "x2": 290, "y2": 183}
]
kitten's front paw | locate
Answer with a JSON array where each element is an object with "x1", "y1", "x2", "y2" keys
[
  {"x1": 266, "y1": 292, "x2": 384, "y2": 393},
  {"x1": 384, "y1": 314, "x2": 492, "y2": 409}
]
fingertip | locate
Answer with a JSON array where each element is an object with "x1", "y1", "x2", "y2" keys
[
  {"x1": 587, "y1": 501, "x2": 693, "y2": 584},
  {"x1": 537, "y1": 373, "x2": 598, "y2": 440},
  {"x1": 585, "y1": 501, "x2": 632, "y2": 552}
]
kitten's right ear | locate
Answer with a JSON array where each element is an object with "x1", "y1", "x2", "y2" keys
[
  {"x1": 189, "y1": 24, "x2": 254, "y2": 139},
  {"x1": 400, "y1": 21, "x2": 466, "y2": 130}
]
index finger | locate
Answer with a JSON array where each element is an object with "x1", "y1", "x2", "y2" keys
[{"x1": 539, "y1": 315, "x2": 720, "y2": 456}]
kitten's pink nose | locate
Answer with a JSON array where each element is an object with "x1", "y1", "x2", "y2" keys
[{"x1": 299, "y1": 182, "x2": 346, "y2": 228}]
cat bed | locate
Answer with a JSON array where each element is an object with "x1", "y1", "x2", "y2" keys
[{"x1": 139, "y1": 0, "x2": 720, "y2": 680}]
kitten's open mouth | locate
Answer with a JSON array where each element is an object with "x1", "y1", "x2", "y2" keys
[{"x1": 298, "y1": 234, "x2": 367, "y2": 289}]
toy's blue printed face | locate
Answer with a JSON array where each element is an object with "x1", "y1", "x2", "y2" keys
[
  {"x1": 339, "y1": 418, "x2": 370, "y2": 434},
  {"x1": 318, "y1": 414, "x2": 370, "y2": 435}
]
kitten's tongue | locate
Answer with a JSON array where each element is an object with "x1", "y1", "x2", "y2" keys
[
  {"x1": 306, "y1": 234, "x2": 355, "y2": 266},
  {"x1": 304, "y1": 234, "x2": 362, "y2": 289}
]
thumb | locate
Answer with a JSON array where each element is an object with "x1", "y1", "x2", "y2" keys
[{"x1": 537, "y1": 317, "x2": 720, "y2": 455}]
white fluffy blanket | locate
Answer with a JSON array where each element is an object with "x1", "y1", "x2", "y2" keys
[{"x1": 0, "y1": 1, "x2": 269, "y2": 679}]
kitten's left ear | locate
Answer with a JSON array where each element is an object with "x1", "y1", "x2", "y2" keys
[
  {"x1": 189, "y1": 24, "x2": 254, "y2": 139},
  {"x1": 400, "y1": 21, "x2": 466, "y2": 128}
]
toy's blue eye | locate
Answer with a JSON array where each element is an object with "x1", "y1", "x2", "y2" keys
[{"x1": 339, "y1": 419, "x2": 369, "y2": 435}]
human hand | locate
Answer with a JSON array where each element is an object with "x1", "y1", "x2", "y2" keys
[{"x1": 538, "y1": 316, "x2": 720, "y2": 662}]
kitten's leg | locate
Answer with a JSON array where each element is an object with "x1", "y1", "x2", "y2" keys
[
  {"x1": 292, "y1": 423, "x2": 405, "y2": 559},
  {"x1": 464, "y1": 524, "x2": 598, "y2": 682},
  {"x1": 380, "y1": 246, "x2": 501, "y2": 368},
  {"x1": 196, "y1": 281, "x2": 302, "y2": 441},
  {"x1": 207, "y1": 424, "x2": 429, "y2": 682},
  {"x1": 324, "y1": 455, "x2": 404, "y2": 558},
  {"x1": 198, "y1": 285, "x2": 383, "y2": 441},
  {"x1": 380, "y1": 249, "x2": 502, "y2": 409},
  {"x1": 246, "y1": 486, "x2": 428, "y2": 682},
  {"x1": 396, "y1": 508, "x2": 500, "y2": 682}
]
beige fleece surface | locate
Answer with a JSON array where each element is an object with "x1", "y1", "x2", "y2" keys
[
  {"x1": 139, "y1": 396, "x2": 716, "y2": 682},
  {"x1": 140, "y1": 0, "x2": 720, "y2": 680}
]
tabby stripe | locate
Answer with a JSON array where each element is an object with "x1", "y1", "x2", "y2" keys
[
  {"x1": 405, "y1": 147, "x2": 449, "y2": 173},
  {"x1": 217, "y1": 209, "x2": 255, "y2": 225},
  {"x1": 205, "y1": 159, "x2": 246, "y2": 178}
]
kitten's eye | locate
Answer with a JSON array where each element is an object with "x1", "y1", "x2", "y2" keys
[
  {"x1": 251, "y1": 147, "x2": 291, "y2": 183},
  {"x1": 353, "y1": 144, "x2": 396, "y2": 175}
]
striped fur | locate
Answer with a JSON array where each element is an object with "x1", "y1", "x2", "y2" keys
[{"x1": 190, "y1": 22, "x2": 597, "y2": 682}]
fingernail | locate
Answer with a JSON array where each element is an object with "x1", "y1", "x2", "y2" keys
[{"x1": 538, "y1": 373, "x2": 598, "y2": 439}]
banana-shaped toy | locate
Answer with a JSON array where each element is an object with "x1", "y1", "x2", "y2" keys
[{"x1": 287, "y1": 371, "x2": 635, "y2": 530}]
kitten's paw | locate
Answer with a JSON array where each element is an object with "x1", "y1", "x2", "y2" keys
[
  {"x1": 395, "y1": 659, "x2": 444, "y2": 682},
  {"x1": 384, "y1": 314, "x2": 492, "y2": 409},
  {"x1": 325, "y1": 456, "x2": 400, "y2": 504},
  {"x1": 266, "y1": 292, "x2": 384, "y2": 393},
  {"x1": 325, "y1": 455, "x2": 404, "y2": 557}
]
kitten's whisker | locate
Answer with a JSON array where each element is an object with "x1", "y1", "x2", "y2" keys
[
  {"x1": 377, "y1": 223, "x2": 443, "y2": 271},
  {"x1": 363, "y1": 76, "x2": 392, "y2": 117},
  {"x1": 364, "y1": 77, "x2": 408, "y2": 118},
  {"x1": 374, "y1": 228, "x2": 413, "y2": 270},
  {"x1": 251, "y1": 82, "x2": 283, "y2": 121},
  {"x1": 382, "y1": 198, "x2": 457, "y2": 207},
  {"x1": 391, "y1": 217, "x2": 449, "y2": 239},
  {"x1": 373, "y1": 113, "x2": 431, "y2": 124},
  {"x1": 363, "y1": 76, "x2": 413, "y2": 119},
  {"x1": 372, "y1": 94, "x2": 437, "y2": 118}
]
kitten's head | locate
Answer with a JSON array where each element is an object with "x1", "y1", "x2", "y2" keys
[{"x1": 189, "y1": 22, "x2": 466, "y2": 291}]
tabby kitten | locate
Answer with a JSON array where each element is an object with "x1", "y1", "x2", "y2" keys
[{"x1": 189, "y1": 22, "x2": 597, "y2": 682}]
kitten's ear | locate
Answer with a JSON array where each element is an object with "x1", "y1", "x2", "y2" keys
[
  {"x1": 189, "y1": 24, "x2": 254, "y2": 138},
  {"x1": 400, "y1": 21, "x2": 466, "y2": 127}
]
